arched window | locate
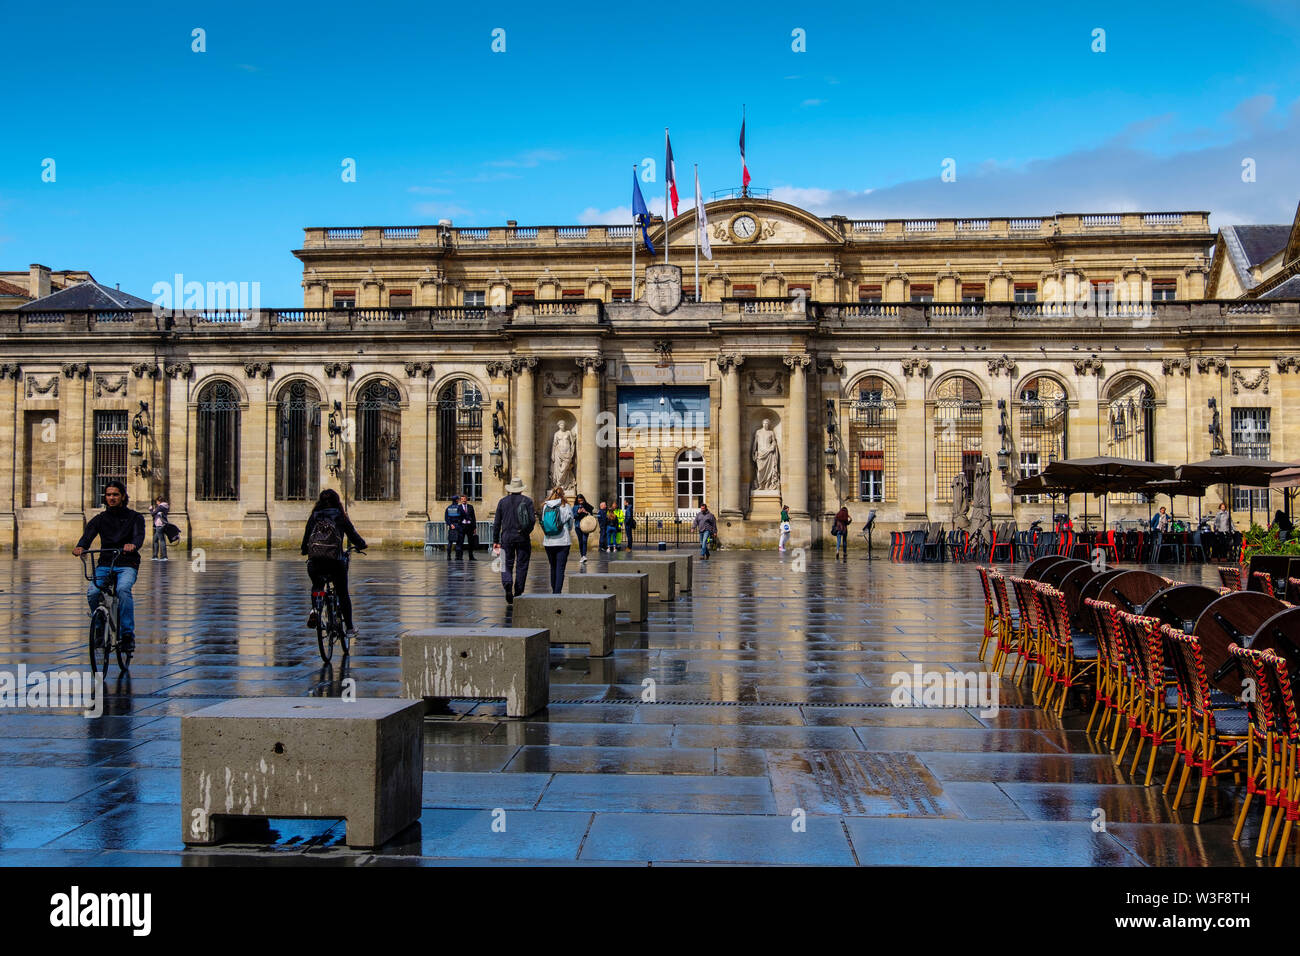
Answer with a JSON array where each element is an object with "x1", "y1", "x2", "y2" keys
[
  {"x1": 276, "y1": 381, "x2": 321, "y2": 501},
  {"x1": 849, "y1": 376, "x2": 897, "y2": 502},
  {"x1": 1104, "y1": 376, "x2": 1156, "y2": 504},
  {"x1": 197, "y1": 381, "x2": 240, "y2": 501},
  {"x1": 933, "y1": 376, "x2": 982, "y2": 502},
  {"x1": 676, "y1": 449, "x2": 705, "y2": 511},
  {"x1": 1016, "y1": 376, "x2": 1068, "y2": 501},
  {"x1": 435, "y1": 379, "x2": 483, "y2": 501},
  {"x1": 356, "y1": 379, "x2": 401, "y2": 501}
]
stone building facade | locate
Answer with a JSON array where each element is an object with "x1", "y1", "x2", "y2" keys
[{"x1": 1, "y1": 197, "x2": 1297, "y2": 552}]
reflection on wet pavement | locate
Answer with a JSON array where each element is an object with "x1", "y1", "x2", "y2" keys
[{"x1": 0, "y1": 550, "x2": 1280, "y2": 865}]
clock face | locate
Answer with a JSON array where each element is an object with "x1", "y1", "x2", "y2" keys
[{"x1": 732, "y1": 215, "x2": 757, "y2": 240}]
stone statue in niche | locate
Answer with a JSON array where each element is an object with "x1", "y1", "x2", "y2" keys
[
  {"x1": 550, "y1": 420, "x2": 576, "y2": 491},
  {"x1": 751, "y1": 418, "x2": 781, "y2": 491}
]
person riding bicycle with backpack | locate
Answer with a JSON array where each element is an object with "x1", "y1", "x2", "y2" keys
[
  {"x1": 301, "y1": 489, "x2": 367, "y2": 640},
  {"x1": 73, "y1": 479, "x2": 146, "y2": 655}
]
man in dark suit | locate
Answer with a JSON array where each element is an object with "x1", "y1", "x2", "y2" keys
[{"x1": 457, "y1": 494, "x2": 478, "y2": 560}]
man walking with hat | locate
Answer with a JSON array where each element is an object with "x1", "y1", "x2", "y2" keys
[{"x1": 492, "y1": 477, "x2": 536, "y2": 605}]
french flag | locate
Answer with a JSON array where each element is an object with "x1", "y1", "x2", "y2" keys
[
  {"x1": 740, "y1": 116, "x2": 751, "y2": 190},
  {"x1": 665, "y1": 131, "x2": 679, "y2": 219}
]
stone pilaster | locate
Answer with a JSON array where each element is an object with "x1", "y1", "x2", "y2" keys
[
  {"x1": 577, "y1": 357, "x2": 603, "y2": 500},
  {"x1": 717, "y1": 353, "x2": 744, "y2": 517},
  {"x1": 783, "y1": 353, "x2": 811, "y2": 517},
  {"x1": 513, "y1": 357, "x2": 538, "y2": 494}
]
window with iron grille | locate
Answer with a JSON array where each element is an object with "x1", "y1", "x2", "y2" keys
[
  {"x1": 436, "y1": 379, "x2": 483, "y2": 501},
  {"x1": 196, "y1": 382, "x2": 240, "y2": 501},
  {"x1": 1232, "y1": 408, "x2": 1272, "y2": 511},
  {"x1": 356, "y1": 379, "x2": 401, "y2": 501},
  {"x1": 275, "y1": 380, "x2": 321, "y2": 501},
  {"x1": 848, "y1": 377, "x2": 896, "y2": 501},
  {"x1": 93, "y1": 410, "x2": 129, "y2": 504},
  {"x1": 934, "y1": 376, "x2": 982, "y2": 502},
  {"x1": 1016, "y1": 376, "x2": 1067, "y2": 501},
  {"x1": 1103, "y1": 377, "x2": 1156, "y2": 503}
]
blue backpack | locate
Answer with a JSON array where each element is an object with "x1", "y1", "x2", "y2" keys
[{"x1": 541, "y1": 503, "x2": 563, "y2": 536}]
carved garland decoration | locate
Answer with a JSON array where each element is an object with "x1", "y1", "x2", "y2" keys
[
  {"x1": 94, "y1": 374, "x2": 128, "y2": 397},
  {"x1": 1231, "y1": 369, "x2": 1269, "y2": 395},
  {"x1": 26, "y1": 375, "x2": 58, "y2": 398}
]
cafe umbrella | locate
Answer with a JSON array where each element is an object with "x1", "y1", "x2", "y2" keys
[
  {"x1": 1041, "y1": 456, "x2": 1176, "y2": 526},
  {"x1": 1177, "y1": 455, "x2": 1295, "y2": 527}
]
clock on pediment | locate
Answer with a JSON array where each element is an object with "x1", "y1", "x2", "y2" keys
[{"x1": 728, "y1": 213, "x2": 760, "y2": 243}]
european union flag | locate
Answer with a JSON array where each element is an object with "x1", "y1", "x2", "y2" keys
[{"x1": 632, "y1": 170, "x2": 656, "y2": 256}]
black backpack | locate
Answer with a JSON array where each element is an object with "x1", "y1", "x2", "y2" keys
[
  {"x1": 307, "y1": 514, "x2": 343, "y2": 559},
  {"x1": 514, "y1": 496, "x2": 535, "y2": 536}
]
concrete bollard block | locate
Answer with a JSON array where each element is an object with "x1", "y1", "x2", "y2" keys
[
  {"x1": 513, "y1": 594, "x2": 618, "y2": 657},
  {"x1": 670, "y1": 553, "x2": 693, "y2": 592},
  {"x1": 181, "y1": 697, "x2": 424, "y2": 849},
  {"x1": 568, "y1": 573, "x2": 649, "y2": 622},
  {"x1": 400, "y1": 627, "x2": 550, "y2": 717},
  {"x1": 611, "y1": 558, "x2": 677, "y2": 601}
]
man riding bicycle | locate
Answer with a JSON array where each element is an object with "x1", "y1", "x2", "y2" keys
[
  {"x1": 301, "y1": 489, "x2": 367, "y2": 641},
  {"x1": 72, "y1": 479, "x2": 145, "y2": 654}
]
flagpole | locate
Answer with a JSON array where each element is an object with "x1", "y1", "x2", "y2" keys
[
  {"x1": 741, "y1": 105, "x2": 746, "y2": 198},
  {"x1": 631, "y1": 163, "x2": 637, "y2": 302},
  {"x1": 694, "y1": 163, "x2": 700, "y2": 303},
  {"x1": 664, "y1": 128, "x2": 669, "y2": 266}
]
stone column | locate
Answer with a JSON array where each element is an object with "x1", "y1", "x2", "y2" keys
[
  {"x1": 783, "y1": 353, "x2": 811, "y2": 517},
  {"x1": 577, "y1": 357, "x2": 603, "y2": 499},
  {"x1": 0, "y1": 365, "x2": 19, "y2": 551},
  {"x1": 513, "y1": 356, "x2": 538, "y2": 494},
  {"x1": 164, "y1": 362, "x2": 194, "y2": 548},
  {"x1": 717, "y1": 353, "x2": 744, "y2": 517}
]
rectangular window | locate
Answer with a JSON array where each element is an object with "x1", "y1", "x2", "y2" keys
[
  {"x1": 93, "y1": 410, "x2": 129, "y2": 504},
  {"x1": 611, "y1": 288, "x2": 631, "y2": 302},
  {"x1": 859, "y1": 450, "x2": 884, "y2": 502},
  {"x1": 24, "y1": 411, "x2": 58, "y2": 507},
  {"x1": 512, "y1": 290, "x2": 534, "y2": 303},
  {"x1": 463, "y1": 291, "x2": 486, "y2": 307},
  {"x1": 1019, "y1": 451, "x2": 1041, "y2": 502},
  {"x1": 1091, "y1": 281, "x2": 1115, "y2": 315},
  {"x1": 1151, "y1": 280, "x2": 1176, "y2": 301},
  {"x1": 731, "y1": 284, "x2": 756, "y2": 297},
  {"x1": 388, "y1": 291, "x2": 412, "y2": 307},
  {"x1": 1231, "y1": 408, "x2": 1272, "y2": 511},
  {"x1": 858, "y1": 284, "x2": 882, "y2": 302},
  {"x1": 332, "y1": 291, "x2": 356, "y2": 309},
  {"x1": 961, "y1": 285, "x2": 985, "y2": 302},
  {"x1": 1014, "y1": 284, "x2": 1037, "y2": 303},
  {"x1": 910, "y1": 284, "x2": 933, "y2": 303},
  {"x1": 461, "y1": 454, "x2": 482, "y2": 501},
  {"x1": 562, "y1": 288, "x2": 584, "y2": 298}
]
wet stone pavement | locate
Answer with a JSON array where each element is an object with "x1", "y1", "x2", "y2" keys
[{"x1": 0, "y1": 548, "x2": 1276, "y2": 866}]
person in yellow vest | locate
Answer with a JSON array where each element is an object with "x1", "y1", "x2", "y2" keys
[{"x1": 612, "y1": 504, "x2": 625, "y2": 550}]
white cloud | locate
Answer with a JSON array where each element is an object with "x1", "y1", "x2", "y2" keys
[
  {"x1": 801, "y1": 98, "x2": 823, "y2": 107},
  {"x1": 407, "y1": 185, "x2": 452, "y2": 195},
  {"x1": 775, "y1": 95, "x2": 1300, "y2": 226},
  {"x1": 487, "y1": 149, "x2": 565, "y2": 169},
  {"x1": 413, "y1": 202, "x2": 472, "y2": 219},
  {"x1": 578, "y1": 205, "x2": 631, "y2": 224}
]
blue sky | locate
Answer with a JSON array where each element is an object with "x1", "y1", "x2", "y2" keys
[{"x1": 2, "y1": 0, "x2": 1298, "y2": 303}]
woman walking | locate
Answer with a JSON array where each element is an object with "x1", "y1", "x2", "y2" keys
[
  {"x1": 573, "y1": 494, "x2": 595, "y2": 565},
  {"x1": 778, "y1": 505, "x2": 791, "y2": 552},
  {"x1": 540, "y1": 486, "x2": 575, "y2": 593},
  {"x1": 693, "y1": 503, "x2": 718, "y2": 560},
  {"x1": 832, "y1": 506, "x2": 852, "y2": 559},
  {"x1": 149, "y1": 495, "x2": 170, "y2": 561}
]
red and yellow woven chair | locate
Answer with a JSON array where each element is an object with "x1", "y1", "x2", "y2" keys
[
  {"x1": 1217, "y1": 566, "x2": 1243, "y2": 591},
  {"x1": 1164, "y1": 626, "x2": 1250, "y2": 824},
  {"x1": 1033, "y1": 582, "x2": 1099, "y2": 717},
  {"x1": 1117, "y1": 612, "x2": 1178, "y2": 786},
  {"x1": 1253, "y1": 648, "x2": 1300, "y2": 865},
  {"x1": 976, "y1": 566, "x2": 998, "y2": 662},
  {"x1": 1226, "y1": 643, "x2": 1286, "y2": 859},
  {"x1": 1083, "y1": 598, "x2": 1125, "y2": 743}
]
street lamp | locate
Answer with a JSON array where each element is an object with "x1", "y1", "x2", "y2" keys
[
  {"x1": 491, "y1": 400, "x2": 506, "y2": 477},
  {"x1": 129, "y1": 401, "x2": 151, "y2": 477},
  {"x1": 825, "y1": 399, "x2": 838, "y2": 474},
  {"x1": 326, "y1": 401, "x2": 343, "y2": 476},
  {"x1": 996, "y1": 398, "x2": 1012, "y2": 482},
  {"x1": 651, "y1": 448, "x2": 663, "y2": 473}
]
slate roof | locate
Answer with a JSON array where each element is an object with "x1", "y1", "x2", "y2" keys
[
  {"x1": 17, "y1": 280, "x2": 154, "y2": 311},
  {"x1": 1260, "y1": 274, "x2": 1300, "y2": 299},
  {"x1": 1233, "y1": 225, "x2": 1291, "y2": 267}
]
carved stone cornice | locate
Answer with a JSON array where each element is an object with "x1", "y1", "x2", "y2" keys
[
  {"x1": 323, "y1": 362, "x2": 352, "y2": 379},
  {"x1": 485, "y1": 361, "x2": 510, "y2": 379},
  {"x1": 1276, "y1": 356, "x2": 1299, "y2": 373},
  {"x1": 716, "y1": 352, "x2": 745, "y2": 372},
  {"x1": 243, "y1": 361, "x2": 273, "y2": 379},
  {"x1": 575, "y1": 356, "x2": 605, "y2": 375},
  {"x1": 511, "y1": 356, "x2": 539, "y2": 374},
  {"x1": 0, "y1": 363, "x2": 21, "y2": 379},
  {"x1": 404, "y1": 361, "x2": 433, "y2": 378},
  {"x1": 61, "y1": 362, "x2": 90, "y2": 379},
  {"x1": 781, "y1": 353, "x2": 812, "y2": 371},
  {"x1": 94, "y1": 374, "x2": 128, "y2": 397},
  {"x1": 901, "y1": 357, "x2": 931, "y2": 377},
  {"x1": 25, "y1": 374, "x2": 58, "y2": 398},
  {"x1": 1196, "y1": 357, "x2": 1229, "y2": 375},
  {"x1": 1073, "y1": 357, "x2": 1105, "y2": 377},
  {"x1": 131, "y1": 362, "x2": 161, "y2": 379},
  {"x1": 165, "y1": 362, "x2": 193, "y2": 379},
  {"x1": 1231, "y1": 369, "x2": 1269, "y2": 395},
  {"x1": 986, "y1": 355, "x2": 1017, "y2": 377},
  {"x1": 1162, "y1": 357, "x2": 1191, "y2": 376}
]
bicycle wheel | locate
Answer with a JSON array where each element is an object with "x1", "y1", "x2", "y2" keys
[
  {"x1": 334, "y1": 595, "x2": 349, "y2": 658},
  {"x1": 115, "y1": 624, "x2": 134, "y2": 673},
  {"x1": 88, "y1": 610, "x2": 109, "y2": 675},
  {"x1": 317, "y1": 596, "x2": 334, "y2": 663}
]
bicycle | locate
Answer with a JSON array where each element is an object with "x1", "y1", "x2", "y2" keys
[
  {"x1": 315, "y1": 545, "x2": 362, "y2": 664},
  {"x1": 80, "y1": 549, "x2": 133, "y2": 676}
]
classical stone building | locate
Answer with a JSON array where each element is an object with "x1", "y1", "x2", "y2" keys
[{"x1": 1, "y1": 195, "x2": 1297, "y2": 552}]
